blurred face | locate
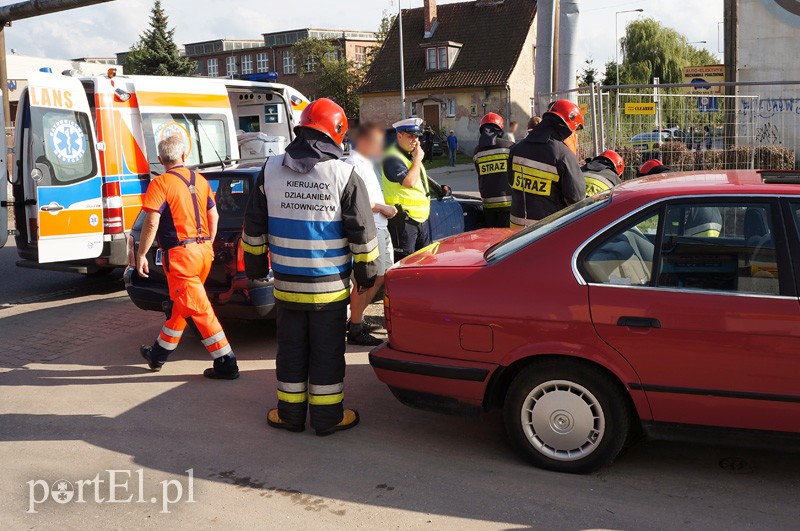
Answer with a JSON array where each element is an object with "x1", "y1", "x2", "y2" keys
[
  {"x1": 355, "y1": 129, "x2": 386, "y2": 160},
  {"x1": 397, "y1": 131, "x2": 420, "y2": 152}
]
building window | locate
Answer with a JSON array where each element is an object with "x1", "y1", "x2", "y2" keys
[
  {"x1": 354, "y1": 45, "x2": 367, "y2": 64},
  {"x1": 226, "y1": 56, "x2": 237, "y2": 76},
  {"x1": 256, "y1": 52, "x2": 269, "y2": 72},
  {"x1": 426, "y1": 46, "x2": 451, "y2": 71},
  {"x1": 207, "y1": 58, "x2": 218, "y2": 77},
  {"x1": 304, "y1": 55, "x2": 316, "y2": 73},
  {"x1": 447, "y1": 98, "x2": 456, "y2": 117},
  {"x1": 241, "y1": 54, "x2": 253, "y2": 75},
  {"x1": 283, "y1": 52, "x2": 297, "y2": 75},
  {"x1": 324, "y1": 50, "x2": 338, "y2": 62}
]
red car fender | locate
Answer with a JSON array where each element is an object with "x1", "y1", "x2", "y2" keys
[{"x1": 496, "y1": 340, "x2": 653, "y2": 421}]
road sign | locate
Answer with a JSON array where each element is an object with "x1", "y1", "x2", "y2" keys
[
  {"x1": 698, "y1": 96, "x2": 719, "y2": 113},
  {"x1": 624, "y1": 102, "x2": 656, "y2": 115}
]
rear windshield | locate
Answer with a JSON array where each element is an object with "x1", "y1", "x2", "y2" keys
[
  {"x1": 132, "y1": 175, "x2": 251, "y2": 232},
  {"x1": 485, "y1": 192, "x2": 612, "y2": 263}
]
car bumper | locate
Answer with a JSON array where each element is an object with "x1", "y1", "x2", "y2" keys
[
  {"x1": 123, "y1": 267, "x2": 276, "y2": 319},
  {"x1": 368, "y1": 343, "x2": 498, "y2": 416}
]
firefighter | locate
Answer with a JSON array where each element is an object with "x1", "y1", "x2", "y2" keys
[
  {"x1": 637, "y1": 160, "x2": 721, "y2": 237},
  {"x1": 473, "y1": 113, "x2": 514, "y2": 228},
  {"x1": 383, "y1": 118, "x2": 431, "y2": 261},
  {"x1": 582, "y1": 149, "x2": 624, "y2": 197},
  {"x1": 508, "y1": 99, "x2": 585, "y2": 227},
  {"x1": 242, "y1": 98, "x2": 378, "y2": 436},
  {"x1": 137, "y1": 136, "x2": 238, "y2": 379}
]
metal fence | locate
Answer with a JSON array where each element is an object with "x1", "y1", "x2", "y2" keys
[{"x1": 535, "y1": 81, "x2": 800, "y2": 180}]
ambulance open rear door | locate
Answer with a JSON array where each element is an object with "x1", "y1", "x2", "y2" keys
[
  {"x1": 0, "y1": 89, "x2": 7, "y2": 248},
  {"x1": 22, "y1": 73, "x2": 103, "y2": 263}
]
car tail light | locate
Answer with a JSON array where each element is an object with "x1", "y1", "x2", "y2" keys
[
  {"x1": 236, "y1": 240, "x2": 245, "y2": 273},
  {"x1": 102, "y1": 181, "x2": 124, "y2": 234},
  {"x1": 383, "y1": 294, "x2": 392, "y2": 334}
]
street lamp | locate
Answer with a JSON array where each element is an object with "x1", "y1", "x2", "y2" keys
[
  {"x1": 398, "y1": 0, "x2": 406, "y2": 119},
  {"x1": 686, "y1": 41, "x2": 707, "y2": 66},
  {"x1": 615, "y1": 8, "x2": 644, "y2": 87}
]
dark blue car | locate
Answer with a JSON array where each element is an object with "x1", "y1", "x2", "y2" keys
[{"x1": 124, "y1": 162, "x2": 482, "y2": 320}]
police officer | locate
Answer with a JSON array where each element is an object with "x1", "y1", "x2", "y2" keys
[
  {"x1": 582, "y1": 149, "x2": 624, "y2": 197},
  {"x1": 508, "y1": 99, "x2": 585, "y2": 227},
  {"x1": 473, "y1": 113, "x2": 513, "y2": 227},
  {"x1": 137, "y1": 135, "x2": 238, "y2": 379},
  {"x1": 242, "y1": 98, "x2": 378, "y2": 436},
  {"x1": 383, "y1": 118, "x2": 431, "y2": 261},
  {"x1": 637, "y1": 160, "x2": 722, "y2": 237}
]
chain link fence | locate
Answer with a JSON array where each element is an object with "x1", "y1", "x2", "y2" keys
[{"x1": 535, "y1": 81, "x2": 800, "y2": 181}]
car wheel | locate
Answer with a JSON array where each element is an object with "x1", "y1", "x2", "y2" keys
[{"x1": 503, "y1": 360, "x2": 630, "y2": 474}]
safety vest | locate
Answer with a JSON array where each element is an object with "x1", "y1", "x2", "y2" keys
[
  {"x1": 382, "y1": 144, "x2": 430, "y2": 223},
  {"x1": 473, "y1": 140, "x2": 513, "y2": 209},
  {"x1": 583, "y1": 171, "x2": 618, "y2": 198}
]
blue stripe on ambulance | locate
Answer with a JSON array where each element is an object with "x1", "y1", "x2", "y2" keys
[{"x1": 38, "y1": 176, "x2": 103, "y2": 208}]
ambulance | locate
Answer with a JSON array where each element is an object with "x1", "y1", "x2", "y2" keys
[{"x1": 0, "y1": 69, "x2": 308, "y2": 274}]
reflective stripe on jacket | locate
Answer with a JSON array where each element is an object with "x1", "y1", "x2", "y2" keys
[
  {"x1": 382, "y1": 144, "x2": 430, "y2": 223},
  {"x1": 473, "y1": 139, "x2": 513, "y2": 209},
  {"x1": 242, "y1": 155, "x2": 378, "y2": 310}
]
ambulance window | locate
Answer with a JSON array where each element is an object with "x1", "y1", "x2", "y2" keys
[
  {"x1": 143, "y1": 113, "x2": 230, "y2": 173},
  {"x1": 31, "y1": 108, "x2": 97, "y2": 184}
]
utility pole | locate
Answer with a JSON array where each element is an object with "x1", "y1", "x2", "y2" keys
[
  {"x1": 0, "y1": 0, "x2": 116, "y2": 129},
  {"x1": 398, "y1": 0, "x2": 406, "y2": 119}
]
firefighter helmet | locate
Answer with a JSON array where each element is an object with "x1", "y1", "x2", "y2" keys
[
  {"x1": 480, "y1": 112, "x2": 505, "y2": 130},
  {"x1": 637, "y1": 158, "x2": 666, "y2": 177},
  {"x1": 546, "y1": 99, "x2": 584, "y2": 132},
  {"x1": 296, "y1": 98, "x2": 349, "y2": 144},
  {"x1": 597, "y1": 149, "x2": 625, "y2": 176}
]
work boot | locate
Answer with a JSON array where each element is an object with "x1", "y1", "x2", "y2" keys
[
  {"x1": 140, "y1": 345, "x2": 169, "y2": 372},
  {"x1": 316, "y1": 409, "x2": 360, "y2": 437},
  {"x1": 203, "y1": 354, "x2": 240, "y2": 380},
  {"x1": 266, "y1": 408, "x2": 305, "y2": 433},
  {"x1": 347, "y1": 324, "x2": 383, "y2": 347}
]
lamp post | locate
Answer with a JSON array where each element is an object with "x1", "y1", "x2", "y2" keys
[
  {"x1": 686, "y1": 40, "x2": 707, "y2": 64},
  {"x1": 398, "y1": 0, "x2": 406, "y2": 119},
  {"x1": 614, "y1": 8, "x2": 643, "y2": 146}
]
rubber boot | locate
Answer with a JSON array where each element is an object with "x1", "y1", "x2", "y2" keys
[
  {"x1": 266, "y1": 408, "x2": 305, "y2": 432},
  {"x1": 140, "y1": 343, "x2": 170, "y2": 372},
  {"x1": 203, "y1": 354, "x2": 240, "y2": 380},
  {"x1": 315, "y1": 409, "x2": 360, "y2": 437}
]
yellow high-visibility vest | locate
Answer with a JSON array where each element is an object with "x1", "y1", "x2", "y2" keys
[{"x1": 382, "y1": 144, "x2": 430, "y2": 223}]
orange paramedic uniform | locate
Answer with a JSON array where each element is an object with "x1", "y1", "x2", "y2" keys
[{"x1": 141, "y1": 166, "x2": 232, "y2": 360}]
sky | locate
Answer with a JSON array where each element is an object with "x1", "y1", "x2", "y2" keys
[{"x1": 2, "y1": 0, "x2": 724, "y2": 68}]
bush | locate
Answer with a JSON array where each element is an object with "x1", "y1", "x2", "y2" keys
[
  {"x1": 754, "y1": 146, "x2": 795, "y2": 170},
  {"x1": 695, "y1": 149, "x2": 726, "y2": 171},
  {"x1": 617, "y1": 145, "x2": 642, "y2": 181},
  {"x1": 725, "y1": 145, "x2": 753, "y2": 169},
  {"x1": 660, "y1": 141, "x2": 694, "y2": 171}
]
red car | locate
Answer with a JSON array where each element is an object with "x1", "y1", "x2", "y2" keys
[{"x1": 370, "y1": 170, "x2": 800, "y2": 473}]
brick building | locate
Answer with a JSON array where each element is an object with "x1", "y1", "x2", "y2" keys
[
  {"x1": 359, "y1": 0, "x2": 537, "y2": 152},
  {"x1": 183, "y1": 29, "x2": 379, "y2": 101}
]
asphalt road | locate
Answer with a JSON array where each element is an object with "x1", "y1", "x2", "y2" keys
[{"x1": 1, "y1": 167, "x2": 799, "y2": 528}]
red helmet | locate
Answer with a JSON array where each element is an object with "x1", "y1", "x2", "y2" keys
[
  {"x1": 637, "y1": 159, "x2": 664, "y2": 177},
  {"x1": 480, "y1": 112, "x2": 504, "y2": 130},
  {"x1": 546, "y1": 99, "x2": 584, "y2": 132},
  {"x1": 296, "y1": 98, "x2": 348, "y2": 144},
  {"x1": 597, "y1": 149, "x2": 624, "y2": 176}
]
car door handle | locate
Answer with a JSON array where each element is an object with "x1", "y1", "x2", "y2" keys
[
  {"x1": 617, "y1": 316, "x2": 661, "y2": 329},
  {"x1": 39, "y1": 202, "x2": 64, "y2": 212}
]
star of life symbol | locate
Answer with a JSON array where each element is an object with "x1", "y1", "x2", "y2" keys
[
  {"x1": 49, "y1": 119, "x2": 86, "y2": 164},
  {"x1": 51, "y1": 479, "x2": 74, "y2": 504}
]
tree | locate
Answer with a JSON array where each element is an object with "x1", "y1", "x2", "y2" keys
[
  {"x1": 367, "y1": 10, "x2": 396, "y2": 66},
  {"x1": 291, "y1": 38, "x2": 364, "y2": 118},
  {"x1": 578, "y1": 58, "x2": 598, "y2": 86},
  {"x1": 124, "y1": 0, "x2": 196, "y2": 76},
  {"x1": 618, "y1": 18, "x2": 720, "y2": 85}
]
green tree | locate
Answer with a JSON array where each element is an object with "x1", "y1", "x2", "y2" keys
[
  {"x1": 291, "y1": 38, "x2": 364, "y2": 118},
  {"x1": 578, "y1": 58, "x2": 598, "y2": 86},
  {"x1": 619, "y1": 18, "x2": 720, "y2": 84},
  {"x1": 124, "y1": 0, "x2": 196, "y2": 76},
  {"x1": 367, "y1": 10, "x2": 396, "y2": 66}
]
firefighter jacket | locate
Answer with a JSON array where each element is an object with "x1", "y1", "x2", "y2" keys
[
  {"x1": 508, "y1": 119, "x2": 585, "y2": 226},
  {"x1": 382, "y1": 144, "x2": 431, "y2": 223},
  {"x1": 473, "y1": 134, "x2": 513, "y2": 209},
  {"x1": 242, "y1": 155, "x2": 379, "y2": 311},
  {"x1": 581, "y1": 159, "x2": 622, "y2": 197}
]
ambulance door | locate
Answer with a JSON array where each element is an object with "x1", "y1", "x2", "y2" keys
[
  {"x1": 24, "y1": 73, "x2": 103, "y2": 262},
  {"x1": 0, "y1": 89, "x2": 7, "y2": 248}
]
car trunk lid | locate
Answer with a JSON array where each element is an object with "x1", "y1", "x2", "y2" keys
[{"x1": 393, "y1": 228, "x2": 515, "y2": 269}]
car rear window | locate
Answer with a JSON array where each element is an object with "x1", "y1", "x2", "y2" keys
[
  {"x1": 209, "y1": 177, "x2": 251, "y2": 230},
  {"x1": 485, "y1": 192, "x2": 611, "y2": 263}
]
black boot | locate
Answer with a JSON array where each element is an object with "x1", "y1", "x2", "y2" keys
[
  {"x1": 203, "y1": 354, "x2": 240, "y2": 380},
  {"x1": 140, "y1": 344, "x2": 170, "y2": 372},
  {"x1": 347, "y1": 323, "x2": 383, "y2": 347}
]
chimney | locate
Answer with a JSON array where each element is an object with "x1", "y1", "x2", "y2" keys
[{"x1": 424, "y1": 0, "x2": 438, "y2": 38}]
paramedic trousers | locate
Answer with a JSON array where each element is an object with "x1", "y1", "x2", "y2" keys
[
  {"x1": 152, "y1": 241, "x2": 232, "y2": 360},
  {"x1": 275, "y1": 304, "x2": 347, "y2": 431}
]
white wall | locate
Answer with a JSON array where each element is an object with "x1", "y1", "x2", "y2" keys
[{"x1": 6, "y1": 55, "x2": 122, "y2": 103}]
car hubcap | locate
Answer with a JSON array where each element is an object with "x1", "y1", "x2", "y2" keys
[{"x1": 520, "y1": 379, "x2": 605, "y2": 461}]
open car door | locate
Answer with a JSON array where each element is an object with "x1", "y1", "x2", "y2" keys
[{"x1": 24, "y1": 73, "x2": 103, "y2": 262}]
